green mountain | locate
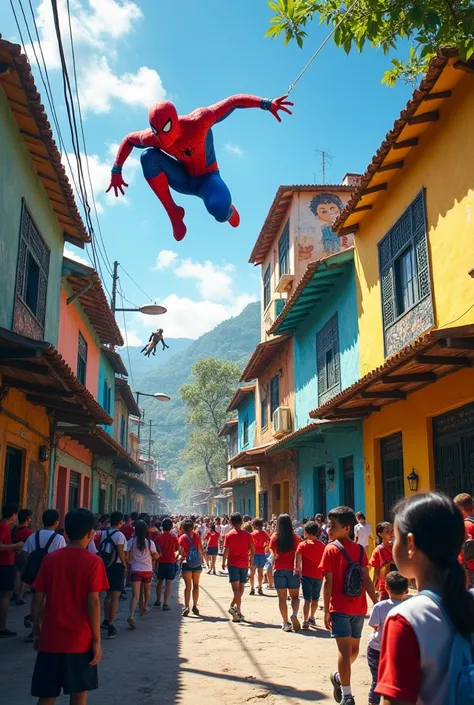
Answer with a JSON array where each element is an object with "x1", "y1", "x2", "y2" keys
[
  {"x1": 122, "y1": 338, "x2": 193, "y2": 384},
  {"x1": 134, "y1": 302, "x2": 260, "y2": 478}
]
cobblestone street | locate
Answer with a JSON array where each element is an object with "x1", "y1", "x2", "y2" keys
[{"x1": 0, "y1": 570, "x2": 373, "y2": 704}]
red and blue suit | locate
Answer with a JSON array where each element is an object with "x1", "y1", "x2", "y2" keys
[{"x1": 107, "y1": 94, "x2": 293, "y2": 241}]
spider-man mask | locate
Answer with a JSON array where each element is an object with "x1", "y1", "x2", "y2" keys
[{"x1": 149, "y1": 101, "x2": 181, "y2": 148}]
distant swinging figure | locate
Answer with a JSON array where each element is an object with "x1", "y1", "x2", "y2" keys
[{"x1": 141, "y1": 329, "x2": 169, "y2": 357}]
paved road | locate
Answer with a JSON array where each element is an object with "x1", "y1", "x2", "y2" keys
[{"x1": 0, "y1": 570, "x2": 373, "y2": 704}]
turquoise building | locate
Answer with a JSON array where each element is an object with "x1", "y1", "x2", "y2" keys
[
  {"x1": 224, "y1": 384, "x2": 258, "y2": 518},
  {"x1": 268, "y1": 249, "x2": 365, "y2": 519}
]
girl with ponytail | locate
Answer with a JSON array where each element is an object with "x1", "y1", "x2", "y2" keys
[{"x1": 375, "y1": 492, "x2": 474, "y2": 705}]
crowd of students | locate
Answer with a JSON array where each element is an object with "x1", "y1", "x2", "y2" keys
[{"x1": 1, "y1": 490, "x2": 474, "y2": 704}]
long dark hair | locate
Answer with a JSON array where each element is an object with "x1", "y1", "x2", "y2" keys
[
  {"x1": 134, "y1": 519, "x2": 148, "y2": 552},
  {"x1": 275, "y1": 513, "x2": 294, "y2": 553},
  {"x1": 376, "y1": 521, "x2": 391, "y2": 546},
  {"x1": 394, "y1": 492, "x2": 474, "y2": 637}
]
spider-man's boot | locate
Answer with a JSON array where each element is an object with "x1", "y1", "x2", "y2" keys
[
  {"x1": 146, "y1": 173, "x2": 187, "y2": 242},
  {"x1": 228, "y1": 205, "x2": 240, "y2": 228}
]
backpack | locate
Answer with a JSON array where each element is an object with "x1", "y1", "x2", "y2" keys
[
  {"x1": 421, "y1": 590, "x2": 474, "y2": 705},
  {"x1": 185, "y1": 534, "x2": 201, "y2": 569},
  {"x1": 334, "y1": 540, "x2": 364, "y2": 598},
  {"x1": 463, "y1": 518, "x2": 474, "y2": 566},
  {"x1": 98, "y1": 529, "x2": 119, "y2": 569},
  {"x1": 379, "y1": 546, "x2": 398, "y2": 579},
  {"x1": 22, "y1": 531, "x2": 56, "y2": 585}
]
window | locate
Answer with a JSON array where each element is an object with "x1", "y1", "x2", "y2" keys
[
  {"x1": 263, "y1": 265, "x2": 271, "y2": 310},
  {"x1": 14, "y1": 202, "x2": 50, "y2": 336},
  {"x1": 278, "y1": 221, "x2": 290, "y2": 278},
  {"x1": 68, "y1": 471, "x2": 80, "y2": 510},
  {"x1": 317, "y1": 313, "x2": 340, "y2": 405},
  {"x1": 77, "y1": 333, "x2": 88, "y2": 385},
  {"x1": 243, "y1": 414, "x2": 249, "y2": 446},
  {"x1": 102, "y1": 380, "x2": 112, "y2": 414},
  {"x1": 120, "y1": 415, "x2": 127, "y2": 447},
  {"x1": 378, "y1": 191, "x2": 431, "y2": 329},
  {"x1": 261, "y1": 385, "x2": 268, "y2": 429},
  {"x1": 270, "y1": 374, "x2": 280, "y2": 420}
]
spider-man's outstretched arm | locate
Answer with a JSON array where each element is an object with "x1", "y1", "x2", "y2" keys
[
  {"x1": 209, "y1": 94, "x2": 293, "y2": 124},
  {"x1": 106, "y1": 130, "x2": 153, "y2": 197}
]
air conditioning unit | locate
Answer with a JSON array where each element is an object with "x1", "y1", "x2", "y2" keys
[{"x1": 272, "y1": 406, "x2": 292, "y2": 439}]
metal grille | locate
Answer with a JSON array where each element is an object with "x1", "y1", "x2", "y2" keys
[
  {"x1": 391, "y1": 211, "x2": 412, "y2": 257},
  {"x1": 381, "y1": 432, "x2": 404, "y2": 519},
  {"x1": 415, "y1": 232, "x2": 431, "y2": 298},
  {"x1": 378, "y1": 233, "x2": 391, "y2": 271},
  {"x1": 317, "y1": 313, "x2": 340, "y2": 404},
  {"x1": 433, "y1": 403, "x2": 474, "y2": 497},
  {"x1": 381, "y1": 267, "x2": 396, "y2": 327}
]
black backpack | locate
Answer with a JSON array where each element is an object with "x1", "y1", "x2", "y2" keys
[
  {"x1": 98, "y1": 530, "x2": 119, "y2": 569},
  {"x1": 23, "y1": 531, "x2": 56, "y2": 585},
  {"x1": 334, "y1": 540, "x2": 364, "y2": 598}
]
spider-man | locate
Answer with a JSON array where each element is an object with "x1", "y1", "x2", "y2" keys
[{"x1": 106, "y1": 94, "x2": 293, "y2": 241}]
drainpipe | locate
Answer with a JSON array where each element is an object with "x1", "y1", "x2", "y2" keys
[{"x1": 47, "y1": 415, "x2": 57, "y2": 506}]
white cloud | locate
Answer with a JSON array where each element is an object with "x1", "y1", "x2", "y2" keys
[
  {"x1": 63, "y1": 245, "x2": 89, "y2": 266},
  {"x1": 152, "y1": 250, "x2": 179, "y2": 271},
  {"x1": 25, "y1": 0, "x2": 166, "y2": 114},
  {"x1": 224, "y1": 142, "x2": 245, "y2": 158},
  {"x1": 174, "y1": 258, "x2": 236, "y2": 302},
  {"x1": 119, "y1": 327, "x2": 144, "y2": 347}
]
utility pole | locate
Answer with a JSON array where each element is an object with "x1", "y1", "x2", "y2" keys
[
  {"x1": 111, "y1": 261, "x2": 119, "y2": 313},
  {"x1": 148, "y1": 418, "x2": 154, "y2": 460}
]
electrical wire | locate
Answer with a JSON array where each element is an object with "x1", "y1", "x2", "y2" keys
[{"x1": 119, "y1": 264, "x2": 157, "y2": 304}]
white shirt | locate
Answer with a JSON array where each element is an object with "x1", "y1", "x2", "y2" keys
[
  {"x1": 354, "y1": 522, "x2": 372, "y2": 547},
  {"x1": 221, "y1": 524, "x2": 232, "y2": 536},
  {"x1": 23, "y1": 529, "x2": 66, "y2": 554},
  {"x1": 87, "y1": 539, "x2": 97, "y2": 554},
  {"x1": 368, "y1": 597, "x2": 403, "y2": 651},
  {"x1": 100, "y1": 528, "x2": 126, "y2": 564},
  {"x1": 127, "y1": 537, "x2": 156, "y2": 572}
]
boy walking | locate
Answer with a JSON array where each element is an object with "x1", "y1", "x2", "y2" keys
[
  {"x1": 154, "y1": 517, "x2": 179, "y2": 610},
  {"x1": 0, "y1": 502, "x2": 24, "y2": 638},
  {"x1": 11, "y1": 508, "x2": 33, "y2": 606},
  {"x1": 353, "y1": 512, "x2": 372, "y2": 554},
  {"x1": 31, "y1": 508, "x2": 109, "y2": 704},
  {"x1": 294, "y1": 520, "x2": 325, "y2": 628},
  {"x1": 320, "y1": 506, "x2": 377, "y2": 705},
  {"x1": 99, "y1": 511, "x2": 127, "y2": 639},
  {"x1": 222, "y1": 512, "x2": 255, "y2": 623}
]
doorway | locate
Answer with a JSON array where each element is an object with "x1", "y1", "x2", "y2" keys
[
  {"x1": 342, "y1": 456, "x2": 355, "y2": 510},
  {"x1": 3, "y1": 446, "x2": 23, "y2": 506},
  {"x1": 68, "y1": 471, "x2": 80, "y2": 511},
  {"x1": 272, "y1": 483, "x2": 281, "y2": 515},
  {"x1": 99, "y1": 488, "x2": 106, "y2": 514},
  {"x1": 433, "y1": 402, "x2": 474, "y2": 497},
  {"x1": 259, "y1": 491, "x2": 268, "y2": 521},
  {"x1": 313, "y1": 466, "x2": 326, "y2": 517},
  {"x1": 380, "y1": 432, "x2": 404, "y2": 520}
]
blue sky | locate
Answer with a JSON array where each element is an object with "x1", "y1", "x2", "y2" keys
[{"x1": 1, "y1": 0, "x2": 414, "y2": 344}]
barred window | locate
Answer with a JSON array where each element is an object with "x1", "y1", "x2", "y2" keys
[
  {"x1": 15, "y1": 202, "x2": 50, "y2": 330},
  {"x1": 278, "y1": 221, "x2": 290, "y2": 278},
  {"x1": 317, "y1": 313, "x2": 340, "y2": 405}
]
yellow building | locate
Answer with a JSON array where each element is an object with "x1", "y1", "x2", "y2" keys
[{"x1": 310, "y1": 49, "x2": 474, "y2": 528}]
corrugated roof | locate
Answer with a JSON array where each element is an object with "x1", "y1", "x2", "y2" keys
[
  {"x1": 0, "y1": 36, "x2": 89, "y2": 246},
  {"x1": 249, "y1": 184, "x2": 354, "y2": 265},
  {"x1": 333, "y1": 48, "x2": 471, "y2": 235}
]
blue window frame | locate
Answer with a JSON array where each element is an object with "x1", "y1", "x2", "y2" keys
[{"x1": 278, "y1": 221, "x2": 290, "y2": 278}]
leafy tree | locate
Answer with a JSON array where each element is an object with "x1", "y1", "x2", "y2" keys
[
  {"x1": 265, "y1": 0, "x2": 474, "y2": 84},
  {"x1": 180, "y1": 429, "x2": 227, "y2": 487}
]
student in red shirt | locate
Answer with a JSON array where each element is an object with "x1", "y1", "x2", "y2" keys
[
  {"x1": 205, "y1": 523, "x2": 220, "y2": 575},
  {"x1": 370, "y1": 522, "x2": 396, "y2": 601},
  {"x1": 320, "y1": 506, "x2": 377, "y2": 705},
  {"x1": 222, "y1": 512, "x2": 255, "y2": 623},
  {"x1": 120, "y1": 515, "x2": 134, "y2": 542},
  {"x1": 250, "y1": 518, "x2": 270, "y2": 596},
  {"x1": 11, "y1": 508, "x2": 33, "y2": 606},
  {"x1": 31, "y1": 508, "x2": 109, "y2": 703},
  {"x1": 0, "y1": 502, "x2": 24, "y2": 638},
  {"x1": 178, "y1": 519, "x2": 204, "y2": 617},
  {"x1": 294, "y1": 520, "x2": 325, "y2": 629},
  {"x1": 454, "y1": 492, "x2": 474, "y2": 587},
  {"x1": 269, "y1": 513, "x2": 301, "y2": 632},
  {"x1": 154, "y1": 517, "x2": 179, "y2": 610},
  {"x1": 376, "y1": 492, "x2": 474, "y2": 705}
]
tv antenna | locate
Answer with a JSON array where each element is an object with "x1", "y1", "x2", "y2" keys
[{"x1": 315, "y1": 148, "x2": 333, "y2": 185}]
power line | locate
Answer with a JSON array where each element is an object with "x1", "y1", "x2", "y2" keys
[{"x1": 119, "y1": 264, "x2": 156, "y2": 304}]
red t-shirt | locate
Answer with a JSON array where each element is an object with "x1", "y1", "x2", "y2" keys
[
  {"x1": 269, "y1": 533, "x2": 301, "y2": 571},
  {"x1": 296, "y1": 539, "x2": 325, "y2": 579},
  {"x1": 320, "y1": 539, "x2": 368, "y2": 615},
  {"x1": 120, "y1": 524, "x2": 134, "y2": 541},
  {"x1": 0, "y1": 520, "x2": 14, "y2": 566},
  {"x1": 155, "y1": 532, "x2": 179, "y2": 562},
  {"x1": 178, "y1": 532, "x2": 201, "y2": 558},
  {"x1": 33, "y1": 547, "x2": 109, "y2": 653},
  {"x1": 370, "y1": 543, "x2": 394, "y2": 598},
  {"x1": 252, "y1": 529, "x2": 270, "y2": 555},
  {"x1": 375, "y1": 613, "x2": 421, "y2": 701},
  {"x1": 206, "y1": 531, "x2": 219, "y2": 549},
  {"x1": 462, "y1": 518, "x2": 474, "y2": 570},
  {"x1": 224, "y1": 528, "x2": 254, "y2": 568},
  {"x1": 12, "y1": 525, "x2": 33, "y2": 544}
]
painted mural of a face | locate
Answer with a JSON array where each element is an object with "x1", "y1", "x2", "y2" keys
[{"x1": 315, "y1": 201, "x2": 341, "y2": 224}]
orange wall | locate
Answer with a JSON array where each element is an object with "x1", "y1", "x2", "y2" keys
[
  {"x1": 255, "y1": 339, "x2": 294, "y2": 446},
  {"x1": 58, "y1": 286, "x2": 99, "y2": 399}
]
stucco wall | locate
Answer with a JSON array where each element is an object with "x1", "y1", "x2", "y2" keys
[
  {"x1": 0, "y1": 88, "x2": 64, "y2": 344},
  {"x1": 255, "y1": 339, "x2": 294, "y2": 447},
  {"x1": 237, "y1": 393, "x2": 256, "y2": 452},
  {"x1": 233, "y1": 480, "x2": 256, "y2": 517}
]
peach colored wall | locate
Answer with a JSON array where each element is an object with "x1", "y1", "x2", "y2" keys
[
  {"x1": 58, "y1": 286, "x2": 100, "y2": 399},
  {"x1": 255, "y1": 339, "x2": 294, "y2": 447},
  {"x1": 57, "y1": 436, "x2": 93, "y2": 466}
]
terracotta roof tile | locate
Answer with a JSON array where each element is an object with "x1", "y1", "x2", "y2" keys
[
  {"x1": 240, "y1": 335, "x2": 292, "y2": 382},
  {"x1": 226, "y1": 384, "x2": 256, "y2": 412}
]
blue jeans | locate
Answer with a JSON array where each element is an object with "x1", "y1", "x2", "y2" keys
[
  {"x1": 367, "y1": 646, "x2": 381, "y2": 704},
  {"x1": 228, "y1": 566, "x2": 248, "y2": 584},
  {"x1": 330, "y1": 612, "x2": 365, "y2": 639}
]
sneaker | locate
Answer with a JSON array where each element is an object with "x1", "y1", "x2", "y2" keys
[
  {"x1": 302, "y1": 621, "x2": 310, "y2": 629},
  {"x1": 342, "y1": 698, "x2": 355, "y2": 705},
  {"x1": 249, "y1": 588, "x2": 255, "y2": 596},
  {"x1": 308, "y1": 617, "x2": 316, "y2": 626},
  {"x1": 182, "y1": 607, "x2": 190, "y2": 617},
  {"x1": 127, "y1": 616, "x2": 136, "y2": 629},
  {"x1": 228, "y1": 605, "x2": 238, "y2": 618},
  {"x1": 258, "y1": 588, "x2": 264, "y2": 596},
  {"x1": 24, "y1": 614, "x2": 33, "y2": 629},
  {"x1": 330, "y1": 672, "x2": 342, "y2": 704},
  {"x1": 162, "y1": 604, "x2": 171, "y2": 611},
  {"x1": 192, "y1": 606, "x2": 200, "y2": 616},
  {"x1": 26, "y1": 631, "x2": 34, "y2": 642},
  {"x1": 0, "y1": 629, "x2": 17, "y2": 638},
  {"x1": 281, "y1": 622, "x2": 292, "y2": 632},
  {"x1": 107, "y1": 624, "x2": 117, "y2": 639},
  {"x1": 237, "y1": 612, "x2": 244, "y2": 621},
  {"x1": 101, "y1": 619, "x2": 109, "y2": 630},
  {"x1": 232, "y1": 614, "x2": 241, "y2": 623},
  {"x1": 291, "y1": 614, "x2": 301, "y2": 632},
  {"x1": 154, "y1": 601, "x2": 161, "y2": 608}
]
